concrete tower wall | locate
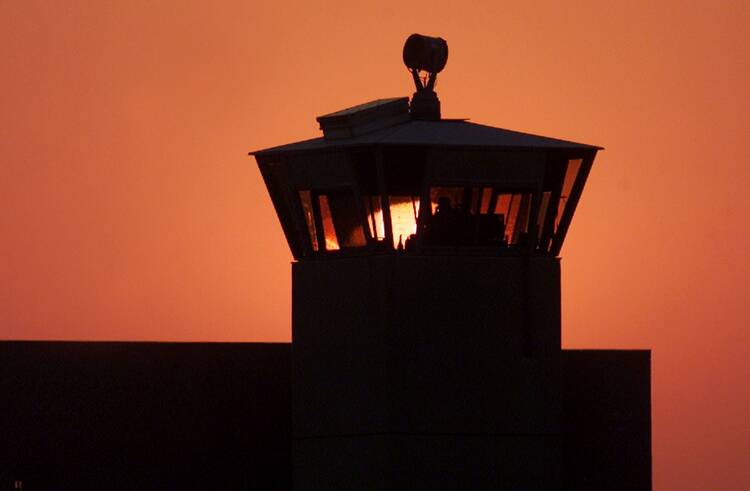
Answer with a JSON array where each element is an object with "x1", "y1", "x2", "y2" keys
[{"x1": 292, "y1": 255, "x2": 563, "y2": 490}]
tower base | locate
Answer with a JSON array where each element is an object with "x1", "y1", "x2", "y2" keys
[{"x1": 292, "y1": 255, "x2": 562, "y2": 490}]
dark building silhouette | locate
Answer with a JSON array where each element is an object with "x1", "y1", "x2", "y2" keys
[
  {"x1": 2, "y1": 34, "x2": 651, "y2": 490},
  {"x1": 1, "y1": 342, "x2": 291, "y2": 490},
  {"x1": 1, "y1": 343, "x2": 649, "y2": 490}
]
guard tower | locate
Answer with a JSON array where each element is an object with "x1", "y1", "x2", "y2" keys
[{"x1": 252, "y1": 35, "x2": 603, "y2": 490}]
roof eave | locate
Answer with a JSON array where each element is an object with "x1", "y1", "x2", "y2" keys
[{"x1": 250, "y1": 142, "x2": 602, "y2": 159}]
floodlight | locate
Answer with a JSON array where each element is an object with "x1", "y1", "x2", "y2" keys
[{"x1": 403, "y1": 34, "x2": 448, "y2": 92}]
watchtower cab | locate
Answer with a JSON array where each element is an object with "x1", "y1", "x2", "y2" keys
[{"x1": 253, "y1": 99, "x2": 597, "y2": 258}]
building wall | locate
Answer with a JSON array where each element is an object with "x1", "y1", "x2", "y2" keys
[
  {"x1": 292, "y1": 255, "x2": 563, "y2": 490},
  {"x1": 0, "y1": 341, "x2": 291, "y2": 491},
  {"x1": 562, "y1": 349, "x2": 652, "y2": 490},
  {"x1": 0, "y1": 343, "x2": 650, "y2": 490}
]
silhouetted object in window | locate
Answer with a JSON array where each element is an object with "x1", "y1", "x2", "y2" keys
[{"x1": 425, "y1": 196, "x2": 455, "y2": 245}]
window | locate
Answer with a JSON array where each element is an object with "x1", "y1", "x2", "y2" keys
[
  {"x1": 389, "y1": 195, "x2": 420, "y2": 248},
  {"x1": 361, "y1": 194, "x2": 421, "y2": 249},
  {"x1": 362, "y1": 195, "x2": 385, "y2": 241},
  {"x1": 537, "y1": 191, "x2": 551, "y2": 242},
  {"x1": 299, "y1": 190, "x2": 319, "y2": 252},
  {"x1": 494, "y1": 192, "x2": 532, "y2": 245},
  {"x1": 555, "y1": 158, "x2": 582, "y2": 231},
  {"x1": 424, "y1": 186, "x2": 534, "y2": 247},
  {"x1": 318, "y1": 195, "x2": 340, "y2": 250},
  {"x1": 298, "y1": 189, "x2": 366, "y2": 252}
]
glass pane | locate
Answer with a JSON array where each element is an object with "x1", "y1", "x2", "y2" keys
[
  {"x1": 362, "y1": 195, "x2": 385, "y2": 240},
  {"x1": 494, "y1": 193, "x2": 513, "y2": 243},
  {"x1": 477, "y1": 189, "x2": 505, "y2": 245},
  {"x1": 494, "y1": 193, "x2": 512, "y2": 217},
  {"x1": 390, "y1": 195, "x2": 420, "y2": 249},
  {"x1": 327, "y1": 191, "x2": 366, "y2": 248},
  {"x1": 299, "y1": 190, "x2": 319, "y2": 251},
  {"x1": 555, "y1": 158, "x2": 582, "y2": 231},
  {"x1": 479, "y1": 187, "x2": 493, "y2": 214},
  {"x1": 506, "y1": 195, "x2": 522, "y2": 243},
  {"x1": 514, "y1": 194, "x2": 531, "y2": 245},
  {"x1": 494, "y1": 192, "x2": 532, "y2": 245},
  {"x1": 537, "y1": 191, "x2": 551, "y2": 243},
  {"x1": 318, "y1": 195, "x2": 340, "y2": 251},
  {"x1": 425, "y1": 186, "x2": 534, "y2": 248}
]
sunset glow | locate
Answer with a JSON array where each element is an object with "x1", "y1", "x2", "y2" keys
[
  {"x1": 389, "y1": 197, "x2": 420, "y2": 247},
  {"x1": 2, "y1": 1, "x2": 749, "y2": 489}
]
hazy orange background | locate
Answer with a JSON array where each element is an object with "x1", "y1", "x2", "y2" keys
[{"x1": 2, "y1": 1, "x2": 749, "y2": 489}]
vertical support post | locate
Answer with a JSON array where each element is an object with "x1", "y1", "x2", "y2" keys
[
  {"x1": 376, "y1": 148, "x2": 394, "y2": 249},
  {"x1": 311, "y1": 190, "x2": 326, "y2": 252}
]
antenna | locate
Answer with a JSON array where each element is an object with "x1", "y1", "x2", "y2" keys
[{"x1": 403, "y1": 34, "x2": 448, "y2": 120}]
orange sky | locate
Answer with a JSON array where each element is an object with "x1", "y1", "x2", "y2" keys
[{"x1": 2, "y1": 1, "x2": 749, "y2": 489}]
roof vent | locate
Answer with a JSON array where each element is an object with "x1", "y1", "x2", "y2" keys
[{"x1": 316, "y1": 97, "x2": 409, "y2": 140}]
